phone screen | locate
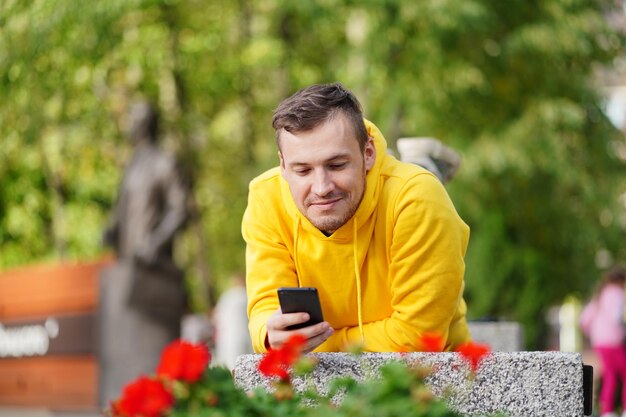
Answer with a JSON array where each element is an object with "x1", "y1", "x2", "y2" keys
[{"x1": 277, "y1": 287, "x2": 324, "y2": 330}]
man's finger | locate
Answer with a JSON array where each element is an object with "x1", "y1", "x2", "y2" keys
[
  {"x1": 277, "y1": 312, "x2": 310, "y2": 329},
  {"x1": 303, "y1": 327, "x2": 334, "y2": 353}
]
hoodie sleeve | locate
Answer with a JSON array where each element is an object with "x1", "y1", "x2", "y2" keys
[
  {"x1": 242, "y1": 176, "x2": 300, "y2": 353},
  {"x1": 321, "y1": 173, "x2": 470, "y2": 352}
]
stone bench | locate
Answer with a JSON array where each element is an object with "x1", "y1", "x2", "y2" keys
[{"x1": 235, "y1": 352, "x2": 593, "y2": 417}]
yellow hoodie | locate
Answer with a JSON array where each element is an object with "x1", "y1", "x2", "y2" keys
[{"x1": 242, "y1": 120, "x2": 471, "y2": 353}]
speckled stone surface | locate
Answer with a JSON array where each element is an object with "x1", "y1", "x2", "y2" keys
[{"x1": 234, "y1": 352, "x2": 585, "y2": 417}]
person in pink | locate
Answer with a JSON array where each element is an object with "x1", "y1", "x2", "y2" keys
[{"x1": 581, "y1": 266, "x2": 626, "y2": 417}]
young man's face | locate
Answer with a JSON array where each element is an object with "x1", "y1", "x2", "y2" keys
[{"x1": 278, "y1": 112, "x2": 376, "y2": 235}]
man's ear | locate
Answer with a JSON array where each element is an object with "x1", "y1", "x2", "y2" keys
[
  {"x1": 279, "y1": 151, "x2": 286, "y2": 175},
  {"x1": 364, "y1": 136, "x2": 376, "y2": 171}
]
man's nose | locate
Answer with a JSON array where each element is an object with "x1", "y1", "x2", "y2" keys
[{"x1": 311, "y1": 169, "x2": 334, "y2": 196}]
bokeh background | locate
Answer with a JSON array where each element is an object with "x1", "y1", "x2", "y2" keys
[{"x1": 2, "y1": 0, "x2": 626, "y2": 350}]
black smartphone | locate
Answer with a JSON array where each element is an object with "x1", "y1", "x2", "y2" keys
[{"x1": 277, "y1": 287, "x2": 324, "y2": 330}]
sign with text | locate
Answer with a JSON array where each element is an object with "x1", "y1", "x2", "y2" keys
[{"x1": 0, "y1": 313, "x2": 95, "y2": 358}]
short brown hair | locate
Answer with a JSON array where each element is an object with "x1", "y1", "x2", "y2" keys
[{"x1": 272, "y1": 82, "x2": 369, "y2": 151}]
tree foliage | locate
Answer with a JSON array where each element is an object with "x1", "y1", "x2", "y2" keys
[{"x1": 1, "y1": 0, "x2": 624, "y2": 347}]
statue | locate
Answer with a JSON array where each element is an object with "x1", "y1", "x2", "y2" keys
[
  {"x1": 103, "y1": 101, "x2": 190, "y2": 321},
  {"x1": 99, "y1": 101, "x2": 190, "y2": 405},
  {"x1": 103, "y1": 102, "x2": 189, "y2": 264},
  {"x1": 396, "y1": 137, "x2": 461, "y2": 184}
]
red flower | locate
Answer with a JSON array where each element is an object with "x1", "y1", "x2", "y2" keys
[
  {"x1": 259, "y1": 349, "x2": 290, "y2": 380},
  {"x1": 113, "y1": 375, "x2": 174, "y2": 417},
  {"x1": 258, "y1": 333, "x2": 307, "y2": 381},
  {"x1": 417, "y1": 332, "x2": 445, "y2": 352},
  {"x1": 157, "y1": 339, "x2": 211, "y2": 383},
  {"x1": 455, "y1": 341, "x2": 491, "y2": 372},
  {"x1": 281, "y1": 333, "x2": 307, "y2": 362}
]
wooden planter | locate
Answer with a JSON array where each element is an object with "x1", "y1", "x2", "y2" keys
[{"x1": 0, "y1": 258, "x2": 112, "y2": 411}]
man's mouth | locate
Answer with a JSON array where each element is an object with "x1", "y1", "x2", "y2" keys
[{"x1": 309, "y1": 197, "x2": 342, "y2": 209}]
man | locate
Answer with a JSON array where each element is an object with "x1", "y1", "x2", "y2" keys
[{"x1": 243, "y1": 83, "x2": 470, "y2": 353}]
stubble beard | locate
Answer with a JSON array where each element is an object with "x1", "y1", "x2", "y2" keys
[{"x1": 306, "y1": 171, "x2": 367, "y2": 235}]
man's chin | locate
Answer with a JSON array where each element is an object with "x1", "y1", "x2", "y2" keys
[{"x1": 307, "y1": 215, "x2": 346, "y2": 234}]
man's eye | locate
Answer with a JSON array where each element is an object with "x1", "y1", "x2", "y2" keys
[
  {"x1": 329, "y1": 163, "x2": 347, "y2": 170},
  {"x1": 294, "y1": 169, "x2": 310, "y2": 175}
]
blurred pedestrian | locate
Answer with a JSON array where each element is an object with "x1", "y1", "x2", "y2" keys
[
  {"x1": 580, "y1": 266, "x2": 626, "y2": 417},
  {"x1": 213, "y1": 273, "x2": 253, "y2": 369}
]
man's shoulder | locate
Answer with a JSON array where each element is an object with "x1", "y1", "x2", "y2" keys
[
  {"x1": 380, "y1": 156, "x2": 441, "y2": 192},
  {"x1": 249, "y1": 166, "x2": 282, "y2": 189},
  {"x1": 375, "y1": 156, "x2": 459, "y2": 215},
  {"x1": 244, "y1": 166, "x2": 293, "y2": 226}
]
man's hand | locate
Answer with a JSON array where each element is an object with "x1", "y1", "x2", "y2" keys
[{"x1": 266, "y1": 308, "x2": 334, "y2": 353}]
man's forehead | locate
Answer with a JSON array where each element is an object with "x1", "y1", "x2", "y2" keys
[
  {"x1": 279, "y1": 125, "x2": 360, "y2": 163},
  {"x1": 285, "y1": 152, "x2": 353, "y2": 167},
  {"x1": 278, "y1": 112, "x2": 356, "y2": 143}
]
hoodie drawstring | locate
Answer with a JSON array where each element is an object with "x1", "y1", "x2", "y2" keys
[
  {"x1": 293, "y1": 215, "x2": 365, "y2": 345},
  {"x1": 293, "y1": 216, "x2": 301, "y2": 287},
  {"x1": 353, "y1": 218, "x2": 365, "y2": 344}
]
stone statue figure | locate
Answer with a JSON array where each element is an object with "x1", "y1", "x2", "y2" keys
[
  {"x1": 99, "y1": 101, "x2": 190, "y2": 406},
  {"x1": 396, "y1": 137, "x2": 461, "y2": 185},
  {"x1": 103, "y1": 101, "x2": 189, "y2": 266}
]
